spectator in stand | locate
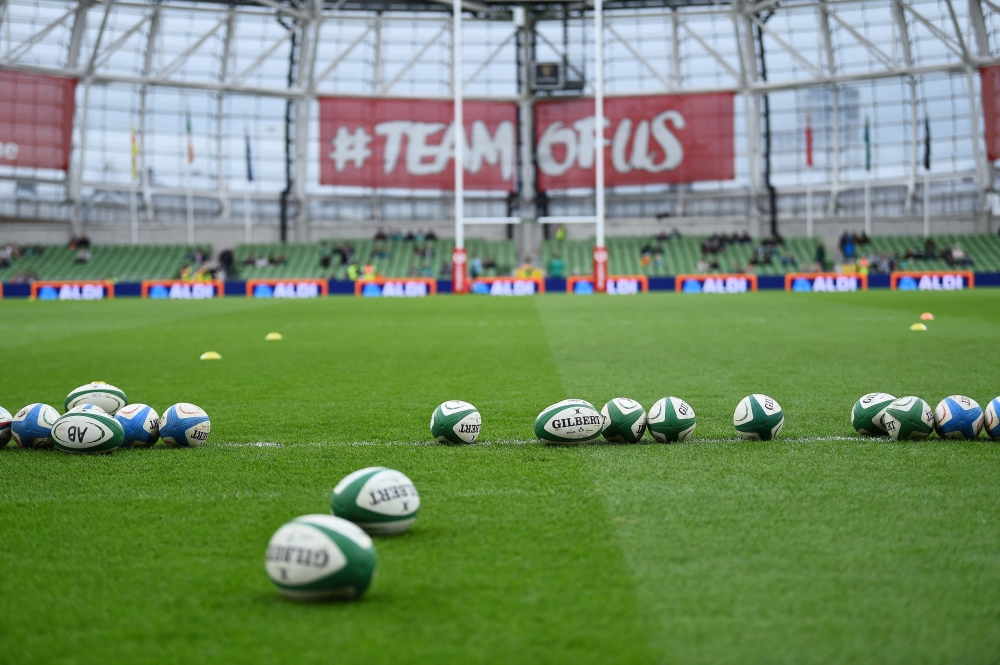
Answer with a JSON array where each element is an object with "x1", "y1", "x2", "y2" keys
[
  {"x1": 346, "y1": 262, "x2": 359, "y2": 280},
  {"x1": 75, "y1": 247, "x2": 92, "y2": 264},
  {"x1": 696, "y1": 258, "x2": 710, "y2": 273},
  {"x1": 425, "y1": 229, "x2": 437, "y2": 241},
  {"x1": 404, "y1": 230, "x2": 415, "y2": 242},
  {"x1": 653, "y1": 247, "x2": 663, "y2": 268},
  {"x1": 924, "y1": 237, "x2": 937, "y2": 260},
  {"x1": 219, "y1": 249, "x2": 234, "y2": 279},
  {"x1": 244, "y1": 253, "x2": 256, "y2": 266},
  {"x1": 547, "y1": 253, "x2": 565, "y2": 278},
  {"x1": 374, "y1": 228, "x2": 387, "y2": 241},
  {"x1": 555, "y1": 224, "x2": 567, "y2": 242},
  {"x1": 362, "y1": 264, "x2": 376, "y2": 280},
  {"x1": 255, "y1": 255, "x2": 269, "y2": 268},
  {"x1": 950, "y1": 243, "x2": 973, "y2": 266},
  {"x1": 781, "y1": 252, "x2": 798, "y2": 269},
  {"x1": 482, "y1": 256, "x2": 497, "y2": 273},
  {"x1": 815, "y1": 243, "x2": 827, "y2": 271},
  {"x1": 439, "y1": 261, "x2": 451, "y2": 278},
  {"x1": 843, "y1": 236, "x2": 855, "y2": 260},
  {"x1": 669, "y1": 227, "x2": 682, "y2": 240},
  {"x1": 470, "y1": 255, "x2": 483, "y2": 279},
  {"x1": 414, "y1": 229, "x2": 426, "y2": 243}
]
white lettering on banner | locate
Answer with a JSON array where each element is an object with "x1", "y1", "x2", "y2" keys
[
  {"x1": 381, "y1": 281, "x2": 428, "y2": 297},
  {"x1": 168, "y1": 283, "x2": 215, "y2": 299},
  {"x1": 58, "y1": 284, "x2": 104, "y2": 300},
  {"x1": 917, "y1": 274, "x2": 963, "y2": 291},
  {"x1": 332, "y1": 121, "x2": 515, "y2": 181},
  {"x1": 702, "y1": 277, "x2": 747, "y2": 293},
  {"x1": 272, "y1": 282, "x2": 320, "y2": 298},
  {"x1": 607, "y1": 279, "x2": 640, "y2": 295},
  {"x1": 0, "y1": 142, "x2": 19, "y2": 160},
  {"x1": 488, "y1": 280, "x2": 536, "y2": 296},
  {"x1": 538, "y1": 111, "x2": 685, "y2": 177},
  {"x1": 812, "y1": 276, "x2": 858, "y2": 292}
]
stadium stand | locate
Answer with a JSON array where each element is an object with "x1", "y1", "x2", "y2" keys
[{"x1": 0, "y1": 244, "x2": 210, "y2": 282}]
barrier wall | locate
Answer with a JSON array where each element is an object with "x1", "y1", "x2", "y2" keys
[{"x1": 2, "y1": 273, "x2": 998, "y2": 299}]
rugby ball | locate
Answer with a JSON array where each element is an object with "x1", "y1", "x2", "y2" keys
[
  {"x1": 265, "y1": 514, "x2": 377, "y2": 601},
  {"x1": 534, "y1": 399, "x2": 604, "y2": 444},
  {"x1": 430, "y1": 400, "x2": 481, "y2": 444},
  {"x1": 934, "y1": 395, "x2": 983, "y2": 439},
  {"x1": 159, "y1": 403, "x2": 211, "y2": 447},
  {"x1": 851, "y1": 393, "x2": 895, "y2": 436},
  {"x1": 68, "y1": 404, "x2": 107, "y2": 415},
  {"x1": 115, "y1": 403, "x2": 160, "y2": 448},
  {"x1": 984, "y1": 397, "x2": 1000, "y2": 440},
  {"x1": 880, "y1": 396, "x2": 934, "y2": 440},
  {"x1": 11, "y1": 403, "x2": 59, "y2": 449},
  {"x1": 600, "y1": 398, "x2": 647, "y2": 443},
  {"x1": 734, "y1": 394, "x2": 784, "y2": 440},
  {"x1": 331, "y1": 467, "x2": 419, "y2": 535},
  {"x1": 65, "y1": 382, "x2": 127, "y2": 415},
  {"x1": 52, "y1": 411, "x2": 124, "y2": 454},
  {"x1": 0, "y1": 406, "x2": 12, "y2": 448},
  {"x1": 646, "y1": 397, "x2": 696, "y2": 443}
]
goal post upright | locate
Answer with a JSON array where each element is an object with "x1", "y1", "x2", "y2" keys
[
  {"x1": 593, "y1": 0, "x2": 608, "y2": 292},
  {"x1": 452, "y1": 0, "x2": 468, "y2": 292}
]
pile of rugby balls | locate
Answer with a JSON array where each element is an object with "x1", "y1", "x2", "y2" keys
[
  {"x1": 0, "y1": 382, "x2": 211, "y2": 453},
  {"x1": 852, "y1": 393, "x2": 1000, "y2": 440},
  {"x1": 531, "y1": 394, "x2": 785, "y2": 444},
  {"x1": 265, "y1": 466, "x2": 419, "y2": 602}
]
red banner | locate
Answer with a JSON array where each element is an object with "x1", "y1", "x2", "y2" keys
[
  {"x1": 981, "y1": 66, "x2": 1000, "y2": 161},
  {"x1": 534, "y1": 93, "x2": 734, "y2": 190},
  {"x1": 0, "y1": 70, "x2": 77, "y2": 171},
  {"x1": 318, "y1": 97, "x2": 517, "y2": 191}
]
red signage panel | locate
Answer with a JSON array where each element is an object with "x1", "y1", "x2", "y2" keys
[
  {"x1": 534, "y1": 93, "x2": 734, "y2": 190},
  {"x1": 0, "y1": 70, "x2": 77, "y2": 171},
  {"x1": 318, "y1": 97, "x2": 517, "y2": 191},
  {"x1": 982, "y1": 66, "x2": 1000, "y2": 162}
]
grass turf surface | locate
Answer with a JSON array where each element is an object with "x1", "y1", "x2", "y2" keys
[{"x1": 1, "y1": 291, "x2": 999, "y2": 664}]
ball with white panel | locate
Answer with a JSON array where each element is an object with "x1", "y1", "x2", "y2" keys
[
  {"x1": 646, "y1": 397, "x2": 697, "y2": 443},
  {"x1": 11, "y1": 403, "x2": 60, "y2": 449},
  {"x1": 52, "y1": 410, "x2": 124, "y2": 454},
  {"x1": 851, "y1": 393, "x2": 896, "y2": 436},
  {"x1": 159, "y1": 403, "x2": 211, "y2": 447},
  {"x1": 984, "y1": 397, "x2": 1000, "y2": 440},
  {"x1": 600, "y1": 398, "x2": 647, "y2": 443},
  {"x1": 933, "y1": 395, "x2": 984, "y2": 439},
  {"x1": 115, "y1": 403, "x2": 161, "y2": 448},
  {"x1": 880, "y1": 396, "x2": 934, "y2": 441},
  {"x1": 534, "y1": 399, "x2": 604, "y2": 444},
  {"x1": 331, "y1": 467, "x2": 420, "y2": 535},
  {"x1": 733, "y1": 394, "x2": 784, "y2": 441},
  {"x1": 0, "y1": 406, "x2": 12, "y2": 448},
  {"x1": 64, "y1": 382, "x2": 128, "y2": 415},
  {"x1": 430, "y1": 400, "x2": 482, "y2": 444},
  {"x1": 265, "y1": 514, "x2": 377, "y2": 601}
]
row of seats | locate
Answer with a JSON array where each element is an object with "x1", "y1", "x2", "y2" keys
[{"x1": 3, "y1": 234, "x2": 999, "y2": 281}]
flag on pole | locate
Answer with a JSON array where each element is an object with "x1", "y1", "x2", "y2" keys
[
  {"x1": 244, "y1": 126, "x2": 254, "y2": 182},
  {"x1": 805, "y1": 113, "x2": 813, "y2": 168},
  {"x1": 922, "y1": 116, "x2": 931, "y2": 172},
  {"x1": 864, "y1": 115, "x2": 871, "y2": 172},
  {"x1": 130, "y1": 126, "x2": 139, "y2": 180},
  {"x1": 186, "y1": 110, "x2": 195, "y2": 164}
]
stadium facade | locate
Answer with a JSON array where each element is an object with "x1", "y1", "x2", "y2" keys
[{"x1": 2, "y1": 0, "x2": 1000, "y2": 254}]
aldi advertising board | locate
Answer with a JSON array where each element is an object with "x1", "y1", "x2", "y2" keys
[
  {"x1": 356, "y1": 278, "x2": 436, "y2": 297},
  {"x1": 567, "y1": 276, "x2": 648, "y2": 294},
  {"x1": 786, "y1": 273, "x2": 867, "y2": 292},
  {"x1": 676, "y1": 274, "x2": 757, "y2": 294},
  {"x1": 470, "y1": 277, "x2": 544, "y2": 296},
  {"x1": 142, "y1": 280, "x2": 224, "y2": 299},
  {"x1": 31, "y1": 281, "x2": 114, "y2": 300},
  {"x1": 534, "y1": 93, "x2": 734, "y2": 190},
  {"x1": 318, "y1": 97, "x2": 517, "y2": 191},
  {"x1": 891, "y1": 271, "x2": 974, "y2": 290},
  {"x1": 247, "y1": 279, "x2": 327, "y2": 298}
]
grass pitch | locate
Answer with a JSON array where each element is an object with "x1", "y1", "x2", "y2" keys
[{"x1": 2, "y1": 290, "x2": 999, "y2": 664}]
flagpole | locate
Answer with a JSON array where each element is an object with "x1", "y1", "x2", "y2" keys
[
  {"x1": 864, "y1": 114, "x2": 872, "y2": 236},
  {"x1": 185, "y1": 108, "x2": 195, "y2": 246},
  {"x1": 130, "y1": 127, "x2": 139, "y2": 244},
  {"x1": 245, "y1": 190, "x2": 252, "y2": 244},
  {"x1": 923, "y1": 173, "x2": 930, "y2": 238},
  {"x1": 805, "y1": 114, "x2": 813, "y2": 239}
]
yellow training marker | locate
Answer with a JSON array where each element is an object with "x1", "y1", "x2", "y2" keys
[
  {"x1": 909, "y1": 323, "x2": 927, "y2": 331},
  {"x1": 200, "y1": 351, "x2": 222, "y2": 360},
  {"x1": 265, "y1": 332, "x2": 283, "y2": 341},
  {"x1": 920, "y1": 312, "x2": 934, "y2": 320}
]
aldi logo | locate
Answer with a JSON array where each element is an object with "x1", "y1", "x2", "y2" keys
[
  {"x1": 142, "y1": 280, "x2": 224, "y2": 299},
  {"x1": 31, "y1": 281, "x2": 114, "y2": 300},
  {"x1": 247, "y1": 279, "x2": 326, "y2": 298},
  {"x1": 567, "y1": 275, "x2": 648, "y2": 294},
  {"x1": 786, "y1": 273, "x2": 867, "y2": 292},
  {"x1": 471, "y1": 277, "x2": 544, "y2": 296},
  {"x1": 676, "y1": 274, "x2": 757, "y2": 294},
  {"x1": 356, "y1": 278, "x2": 436, "y2": 297},
  {"x1": 891, "y1": 271, "x2": 973, "y2": 291}
]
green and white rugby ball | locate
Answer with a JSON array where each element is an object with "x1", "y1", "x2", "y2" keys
[
  {"x1": 265, "y1": 514, "x2": 377, "y2": 601},
  {"x1": 851, "y1": 392, "x2": 895, "y2": 436},
  {"x1": 331, "y1": 467, "x2": 419, "y2": 535},
  {"x1": 880, "y1": 396, "x2": 934, "y2": 441},
  {"x1": 430, "y1": 400, "x2": 481, "y2": 444},
  {"x1": 534, "y1": 399, "x2": 604, "y2": 444},
  {"x1": 601, "y1": 398, "x2": 647, "y2": 443},
  {"x1": 646, "y1": 397, "x2": 696, "y2": 443},
  {"x1": 734, "y1": 394, "x2": 784, "y2": 440},
  {"x1": 52, "y1": 411, "x2": 124, "y2": 454},
  {"x1": 65, "y1": 382, "x2": 128, "y2": 415}
]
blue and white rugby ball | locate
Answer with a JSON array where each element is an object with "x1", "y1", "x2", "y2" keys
[
  {"x1": 160, "y1": 403, "x2": 211, "y2": 447},
  {"x1": 115, "y1": 403, "x2": 160, "y2": 448},
  {"x1": 11, "y1": 403, "x2": 60, "y2": 449},
  {"x1": 934, "y1": 395, "x2": 984, "y2": 439},
  {"x1": 0, "y1": 406, "x2": 12, "y2": 448},
  {"x1": 984, "y1": 397, "x2": 1000, "y2": 440}
]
